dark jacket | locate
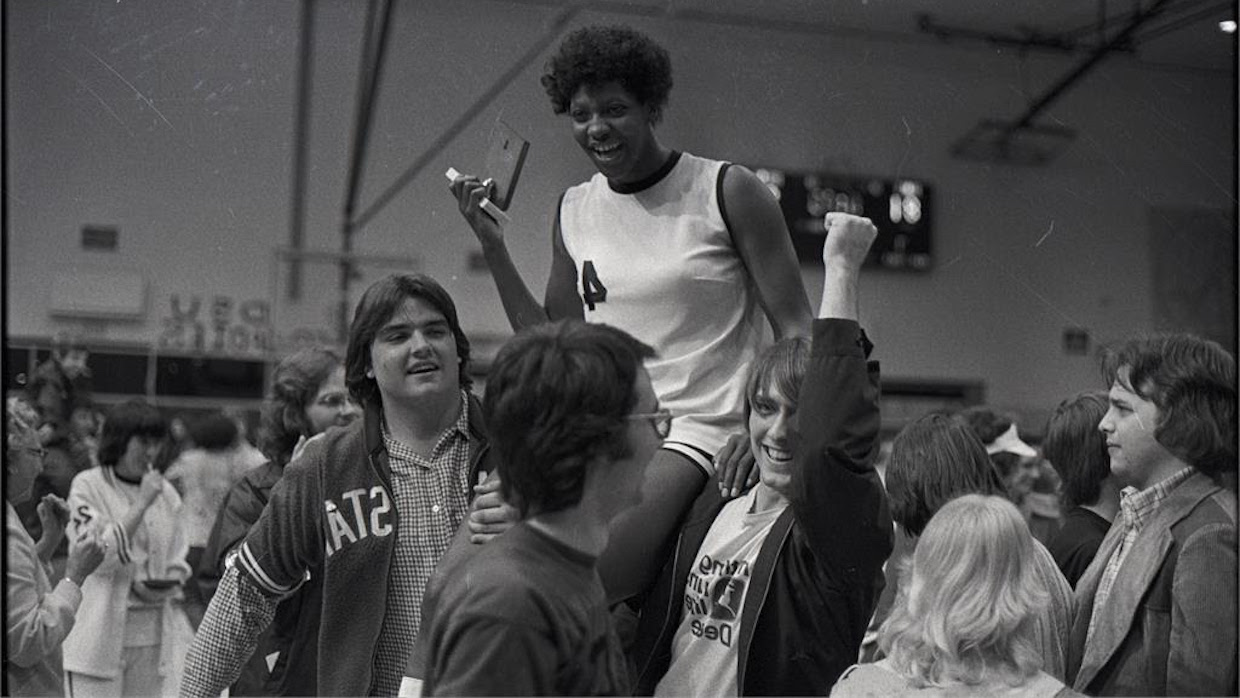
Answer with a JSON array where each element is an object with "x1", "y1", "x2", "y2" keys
[
  {"x1": 630, "y1": 318, "x2": 893, "y2": 696},
  {"x1": 236, "y1": 394, "x2": 496, "y2": 697},
  {"x1": 197, "y1": 460, "x2": 322, "y2": 697},
  {"x1": 1069, "y1": 471, "x2": 1237, "y2": 696}
]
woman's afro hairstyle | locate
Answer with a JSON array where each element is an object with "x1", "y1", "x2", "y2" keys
[{"x1": 540, "y1": 25, "x2": 673, "y2": 123}]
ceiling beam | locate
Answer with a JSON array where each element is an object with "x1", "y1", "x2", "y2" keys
[{"x1": 1008, "y1": 0, "x2": 1174, "y2": 133}]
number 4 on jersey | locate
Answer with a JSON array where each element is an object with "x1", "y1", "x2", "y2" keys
[{"x1": 581, "y1": 260, "x2": 608, "y2": 311}]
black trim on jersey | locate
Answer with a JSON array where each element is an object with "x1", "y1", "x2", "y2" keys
[
  {"x1": 717, "y1": 162, "x2": 735, "y2": 246},
  {"x1": 607, "y1": 151, "x2": 682, "y2": 194},
  {"x1": 660, "y1": 441, "x2": 715, "y2": 478},
  {"x1": 553, "y1": 189, "x2": 567, "y2": 239},
  {"x1": 111, "y1": 466, "x2": 143, "y2": 485},
  {"x1": 663, "y1": 441, "x2": 713, "y2": 463}
]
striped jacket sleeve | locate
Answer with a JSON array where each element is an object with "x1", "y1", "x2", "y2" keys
[
  {"x1": 65, "y1": 472, "x2": 134, "y2": 572},
  {"x1": 233, "y1": 439, "x2": 326, "y2": 597}
]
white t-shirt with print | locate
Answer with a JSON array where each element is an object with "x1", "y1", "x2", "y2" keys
[{"x1": 654, "y1": 488, "x2": 786, "y2": 697}]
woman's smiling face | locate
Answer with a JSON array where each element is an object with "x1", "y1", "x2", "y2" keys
[{"x1": 568, "y1": 81, "x2": 662, "y2": 185}]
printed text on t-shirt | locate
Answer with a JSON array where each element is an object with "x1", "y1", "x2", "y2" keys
[{"x1": 680, "y1": 553, "x2": 753, "y2": 647}]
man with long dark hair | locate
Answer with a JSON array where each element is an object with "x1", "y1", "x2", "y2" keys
[
  {"x1": 1069, "y1": 334, "x2": 1237, "y2": 696},
  {"x1": 183, "y1": 274, "x2": 499, "y2": 697}
]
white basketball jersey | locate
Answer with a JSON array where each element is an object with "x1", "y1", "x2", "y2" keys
[{"x1": 559, "y1": 152, "x2": 769, "y2": 468}]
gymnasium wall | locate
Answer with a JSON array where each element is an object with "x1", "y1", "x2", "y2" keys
[{"x1": 6, "y1": 0, "x2": 1235, "y2": 426}]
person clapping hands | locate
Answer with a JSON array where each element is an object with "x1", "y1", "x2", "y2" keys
[{"x1": 6, "y1": 398, "x2": 106, "y2": 696}]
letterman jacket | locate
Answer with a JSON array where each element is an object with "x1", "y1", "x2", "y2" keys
[
  {"x1": 197, "y1": 459, "x2": 323, "y2": 697},
  {"x1": 230, "y1": 394, "x2": 493, "y2": 697},
  {"x1": 630, "y1": 319, "x2": 893, "y2": 696}
]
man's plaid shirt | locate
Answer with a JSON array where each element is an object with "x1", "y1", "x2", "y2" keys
[
  {"x1": 1085, "y1": 466, "x2": 1195, "y2": 647},
  {"x1": 182, "y1": 393, "x2": 475, "y2": 696}
]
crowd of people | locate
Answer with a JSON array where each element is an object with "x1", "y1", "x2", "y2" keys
[{"x1": 6, "y1": 22, "x2": 1236, "y2": 698}]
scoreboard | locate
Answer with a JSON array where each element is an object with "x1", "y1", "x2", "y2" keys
[{"x1": 751, "y1": 167, "x2": 933, "y2": 271}]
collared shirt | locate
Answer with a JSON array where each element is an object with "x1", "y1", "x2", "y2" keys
[
  {"x1": 183, "y1": 393, "x2": 476, "y2": 698},
  {"x1": 1086, "y1": 466, "x2": 1195, "y2": 646},
  {"x1": 370, "y1": 391, "x2": 473, "y2": 695}
]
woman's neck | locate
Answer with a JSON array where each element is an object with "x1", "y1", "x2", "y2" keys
[{"x1": 611, "y1": 141, "x2": 673, "y2": 187}]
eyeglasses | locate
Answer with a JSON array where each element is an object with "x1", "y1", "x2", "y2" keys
[
  {"x1": 21, "y1": 446, "x2": 47, "y2": 459},
  {"x1": 626, "y1": 410, "x2": 673, "y2": 439},
  {"x1": 315, "y1": 393, "x2": 355, "y2": 410}
]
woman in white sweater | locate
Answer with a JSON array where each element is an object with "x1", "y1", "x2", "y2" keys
[
  {"x1": 61, "y1": 399, "x2": 193, "y2": 696},
  {"x1": 6, "y1": 398, "x2": 105, "y2": 696}
]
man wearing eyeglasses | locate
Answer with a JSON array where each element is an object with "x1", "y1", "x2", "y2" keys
[{"x1": 417, "y1": 320, "x2": 663, "y2": 696}]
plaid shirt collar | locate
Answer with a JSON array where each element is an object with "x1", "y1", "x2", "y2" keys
[
  {"x1": 380, "y1": 390, "x2": 471, "y2": 464},
  {"x1": 1119, "y1": 466, "x2": 1195, "y2": 532}
]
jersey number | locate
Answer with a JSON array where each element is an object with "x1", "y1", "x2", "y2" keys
[{"x1": 581, "y1": 260, "x2": 608, "y2": 311}]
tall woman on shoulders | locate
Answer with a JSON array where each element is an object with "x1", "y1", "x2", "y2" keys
[{"x1": 449, "y1": 24, "x2": 812, "y2": 598}]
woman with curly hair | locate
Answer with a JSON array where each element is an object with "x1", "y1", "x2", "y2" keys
[
  {"x1": 833, "y1": 494, "x2": 1083, "y2": 698},
  {"x1": 259, "y1": 347, "x2": 358, "y2": 469},
  {"x1": 195, "y1": 347, "x2": 358, "y2": 696},
  {"x1": 448, "y1": 23, "x2": 812, "y2": 600}
]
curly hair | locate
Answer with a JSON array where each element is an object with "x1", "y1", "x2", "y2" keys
[
  {"x1": 1102, "y1": 333, "x2": 1236, "y2": 482},
  {"x1": 261, "y1": 347, "x2": 343, "y2": 466},
  {"x1": 880, "y1": 494, "x2": 1046, "y2": 688},
  {"x1": 886, "y1": 413, "x2": 1006, "y2": 537},
  {"x1": 540, "y1": 25, "x2": 673, "y2": 123},
  {"x1": 483, "y1": 320, "x2": 655, "y2": 516},
  {"x1": 345, "y1": 274, "x2": 471, "y2": 408},
  {"x1": 6, "y1": 396, "x2": 40, "y2": 453},
  {"x1": 7, "y1": 396, "x2": 40, "y2": 432},
  {"x1": 1043, "y1": 391, "x2": 1111, "y2": 509}
]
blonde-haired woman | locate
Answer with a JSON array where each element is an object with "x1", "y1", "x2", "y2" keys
[{"x1": 833, "y1": 495, "x2": 1083, "y2": 697}]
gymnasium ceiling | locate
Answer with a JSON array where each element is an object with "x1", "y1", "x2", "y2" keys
[{"x1": 519, "y1": 0, "x2": 1236, "y2": 72}]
